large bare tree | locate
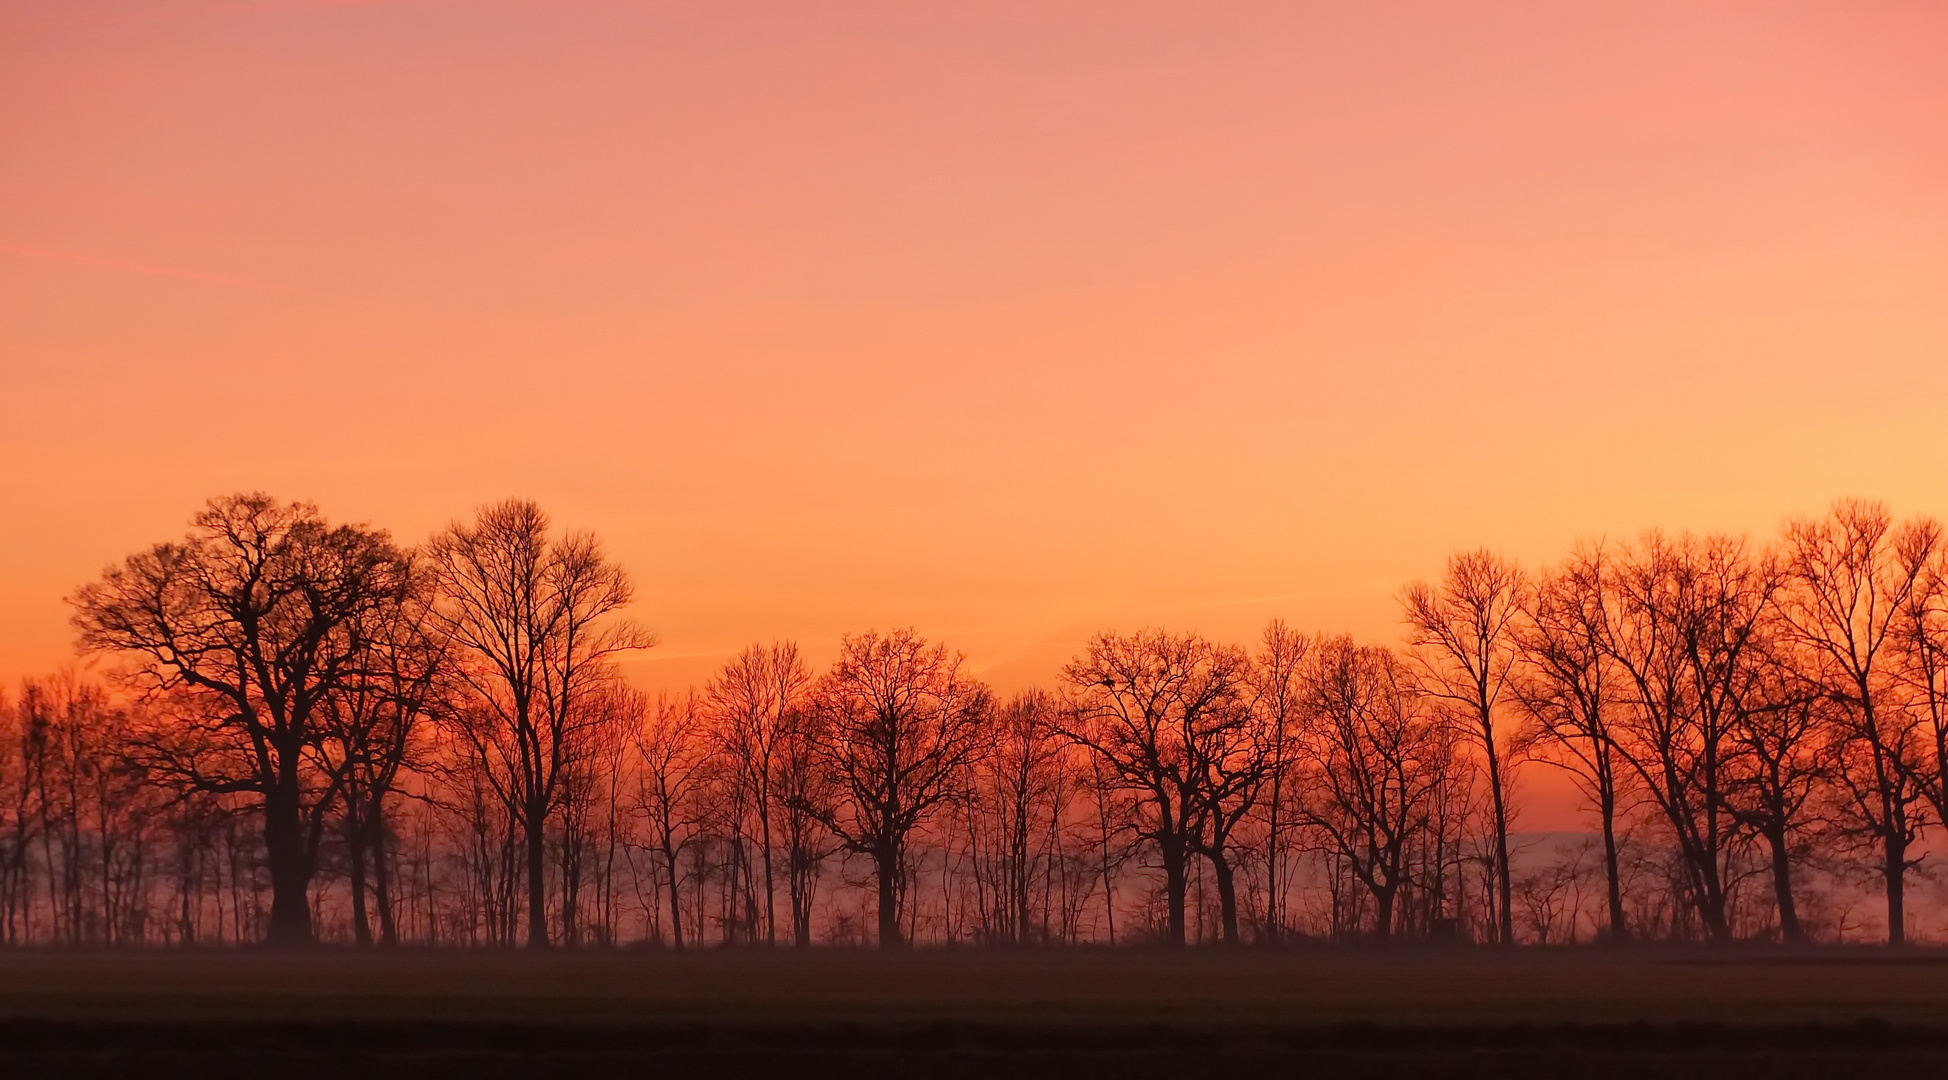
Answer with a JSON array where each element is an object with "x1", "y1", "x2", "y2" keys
[
  {"x1": 1601, "y1": 532, "x2": 1775, "y2": 942},
  {"x1": 72, "y1": 494, "x2": 411, "y2": 946},
  {"x1": 1058, "y1": 629, "x2": 1253, "y2": 946},
  {"x1": 429, "y1": 499, "x2": 651, "y2": 948},
  {"x1": 802, "y1": 629, "x2": 990, "y2": 949}
]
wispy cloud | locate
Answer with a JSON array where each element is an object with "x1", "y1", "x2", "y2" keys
[{"x1": 0, "y1": 242, "x2": 296, "y2": 293}]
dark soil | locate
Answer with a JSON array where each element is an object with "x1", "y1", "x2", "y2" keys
[{"x1": 0, "y1": 948, "x2": 1942, "y2": 1077}]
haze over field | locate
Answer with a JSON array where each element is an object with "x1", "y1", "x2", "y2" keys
[{"x1": 5, "y1": 1, "x2": 1947, "y2": 709}]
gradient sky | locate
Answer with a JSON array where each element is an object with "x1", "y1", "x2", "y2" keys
[{"x1": 5, "y1": 0, "x2": 1948, "y2": 767}]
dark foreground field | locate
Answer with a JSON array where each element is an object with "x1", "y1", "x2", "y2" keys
[{"x1": 1, "y1": 948, "x2": 1946, "y2": 1077}]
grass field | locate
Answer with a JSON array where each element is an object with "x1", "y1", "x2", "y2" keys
[{"x1": 0, "y1": 948, "x2": 1945, "y2": 1076}]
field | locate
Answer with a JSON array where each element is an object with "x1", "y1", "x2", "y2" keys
[{"x1": 0, "y1": 948, "x2": 1946, "y2": 1076}]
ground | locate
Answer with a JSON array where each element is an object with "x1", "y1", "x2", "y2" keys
[{"x1": 0, "y1": 947, "x2": 1945, "y2": 1076}]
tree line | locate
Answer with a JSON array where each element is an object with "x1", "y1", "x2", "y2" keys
[{"x1": 1, "y1": 493, "x2": 1944, "y2": 948}]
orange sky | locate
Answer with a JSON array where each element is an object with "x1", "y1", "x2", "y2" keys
[{"x1": 5, "y1": 0, "x2": 1948, "y2": 745}]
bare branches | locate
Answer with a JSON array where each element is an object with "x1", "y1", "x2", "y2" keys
[
  {"x1": 703, "y1": 642, "x2": 810, "y2": 945},
  {"x1": 32, "y1": 491, "x2": 1948, "y2": 950},
  {"x1": 800, "y1": 629, "x2": 990, "y2": 949},
  {"x1": 1057, "y1": 629, "x2": 1257, "y2": 946},
  {"x1": 1295, "y1": 637, "x2": 1466, "y2": 942},
  {"x1": 1401, "y1": 549, "x2": 1526, "y2": 945},
  {"x1": 427, "y1": 499, "x2": 652, "y2": 949},
  {"x1": 70, "y1": 493, "x2": 411, "y2": 946},
  {"x1": 1777, "y1": 500, "x2": 1936, "y2": 945}
]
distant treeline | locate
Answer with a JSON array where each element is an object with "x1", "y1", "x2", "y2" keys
[{"x1": 2, "y1": 494, "x2": 1945, "y2": 949}]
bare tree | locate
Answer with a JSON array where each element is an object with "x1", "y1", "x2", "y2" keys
[
  {"x1": 1514, "y1": 839, "x2": 1589, "y2": 944},
  {"x1": 37, "y1": 491, "x2": 1948, "y2": 950},
  {"x1": 1777, "y1": 500, "x2": 1936, "y2": 945},
  {"x1": 0, "y1": 687, "x2": 36, "y2": 943},
  {"x1": 969, "y1": 689, "x2": 1069, "y2": 945},
  {"x1": 1250, "y1": 621, "x2": 1312, "y2": 942},
  {"x1": 1601, "y1": 532, "x2": 1775, "y2": 942},
  {"x1": 801, "y1": 629, "x2": 990, "y2": 949},
  {"x1": 72, "y1": 494, "x2": 411, "y2": 946},
  {"x1": 1513, "y1": 545, "x2": 1631, "y2": 942},
  {"x1": 429, "y1": 499, "x2": 652, "y2": 948},
  {"x1": 1298, "y1": 638, "x2": 1460, "y2": 941},
  {"x1": 554, "y1": 684, "x2": 636, "y2": 947},
  {"x1": 1183, "y1": 676, "x2": 1274, "y2": 947},
  {"x1": 323, "y1": 558, "x2": 444, "y2": 947},
  {"x1": 1892, "y1": 536, "x2": 1948, "y2": 863},
  {"x1": 1081, "y1": 748, "x2": 1134, "y2": 945},
  {"x1": 12, "y1": 673, "x2": 160, "y2": 946},
  {"x1": 1058, "y1": 629, "x2": 1252, "y2": 946},
  {"x1": 772, "y1": 699, "x2": 835, "y2": 948},
  {"x1": 1721, "y1": 650, "x2": 1827, "y2": 943},
  {"x1": 705, "y1": 643, "x2": 811, "y2": 945},
  {"x1": 632, "y1": 690, "x2": 706, "y2": 948},
  {"x1": 1402, "y1": 550, "x2": 1526, "y2": 945}
]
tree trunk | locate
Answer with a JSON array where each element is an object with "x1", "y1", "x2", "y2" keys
[
  {"x1": 1885, "y1": 833, "x2": 1907, "y2": 947},
  {"x1": 792, "y1": 852, "x2": 813, "y2": 948},
  {"x1": 1697, "y1": 872, "x2": 1732, "y2": 942},
  {"x1": 1265, "y1": 767, "x2": 1284, "y2": 945},
  {"x1": 1483, "y1": 736, "x2": 1513, "y2": 946},
  {"x1": 1208, "y1": 851, "x2": 1240, "y2": 946},
  {"x1": 179, "y1": 870, "x2": 195, "y2": 946},
  {"x1": 561, "y1": 834, "x2": 581, "y2": 949},
  {"x1": 348, "y1": 812, "x2": 373, "y2": 948},
  {"x1": 736, "y1": 837, "x2": 757, "y2": 943},
  {"x1": 759, "y1": 805, "x2": 776, "y2": 947},
  {"x1": 1015, "y1": 842, "x2": 1033, "y2": 947},
  {"x1": 371, "y1": 803, "x2": 398, "y2": 947},
  {"x1": 789, "y1": 837, "x2": 813, "y2": 948},
  {"x1": 1160, "y1": 839, "x2": 1188, "y2": 947},
  {"x1": 1374, "y1": 883, "x2": 1397, "y2": 942},
  {"x1": 263, "y1": 775, "x2": 313, "y2": 948},
  {"x1": 875, "y1": 841, "x2": 903, "y2": 950},
  {"x1": 526, "y1": 807, "x2": 548, "y2": 949},
  {"x1": 1765, "y1": 825, "x2": 1802, "y2": 944},
  {"x1": 662, "y1": 840, "x2": 685, "y2": 950},
  {"x1": 1599, "y1": 781, "x2": 1628, "y2": 943}
]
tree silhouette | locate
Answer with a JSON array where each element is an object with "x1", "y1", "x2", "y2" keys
[
  {"x1": 71, "y1": 494, "x2": 411, "y2": 946},
  {"x1": 1513, "y1": 545, "x2": 1631, "y2": 942},
  {"x1": 1059, "y1": 629, "x2": 1252, "y2": 947},
  {"x1": 428, "y1": 499, "x2": 651, "y2": 948},
  {"x1": 800, "y1": 629, "x2": 989, "y2": 949},
  {"x1": 32, "y1": 490, "x2": 1948, "y2": 949},
  {"x1": 1402, "y1": 551, "x2": 1526, "y2": 946},
  {"x1": 1778, "y1": 500, "x2": 1935, "y2": 945}
]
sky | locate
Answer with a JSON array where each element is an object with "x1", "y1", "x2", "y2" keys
[{"x1": 5, "y1": 0, "x2": 1948, "y2": 737}]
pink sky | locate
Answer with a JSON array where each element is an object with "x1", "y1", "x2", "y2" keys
[{"x1": 5, "y1": 1, "x2": 1948, "y2": 819}]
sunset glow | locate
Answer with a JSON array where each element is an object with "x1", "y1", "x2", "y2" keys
[{"x1": 6, "y1": 0, "x2": 1947, "y2": 714}]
